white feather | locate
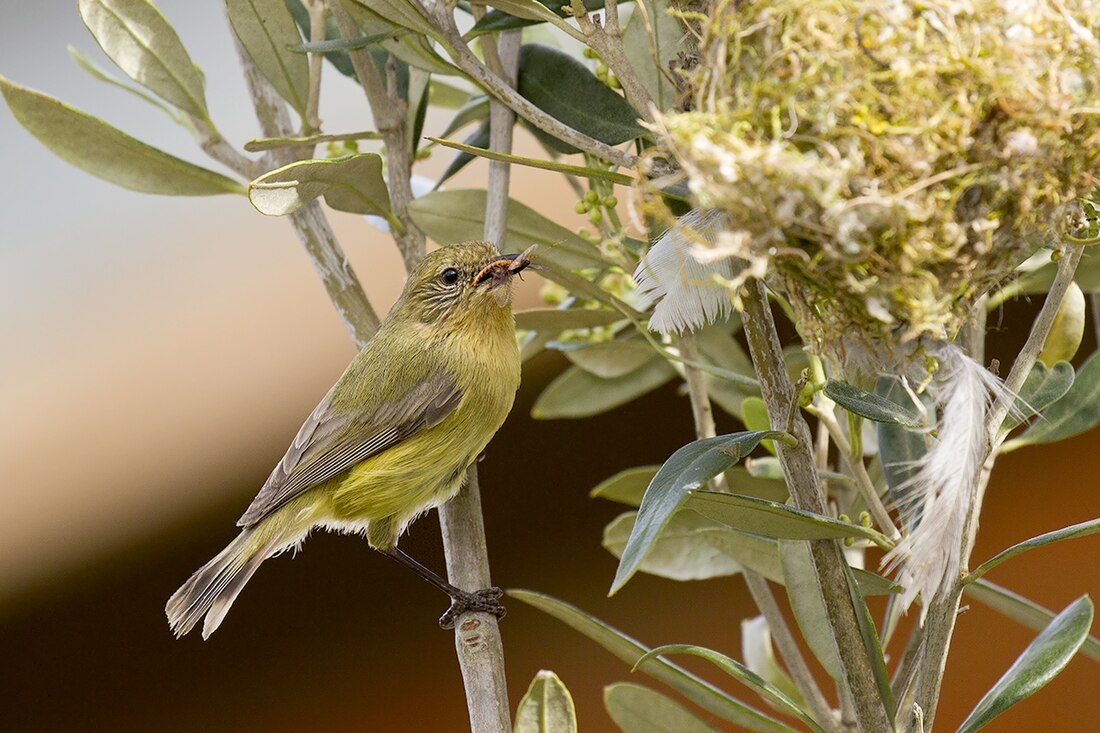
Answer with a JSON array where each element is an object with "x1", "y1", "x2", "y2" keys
[
  {"x1": 882, "y1": 343, "x2": 1015, "y2": 620},
  {"x1": 633, "y1": 209, "x2": 736, "y2": 334}
]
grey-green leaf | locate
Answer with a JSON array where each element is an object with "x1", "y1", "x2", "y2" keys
[
  {"x1": 78, "y1": 0, "x2": 208, "y2": 119},
  {"x1": 685, "y1": 491, "x2": 889, "y2": 546},
  {"x1": 590, "y1": 466, "x2": 660, "y2": 506},
  {"x1": 610, "y1": 432, "x2": 787, "y2": 595},
  {"x1": 0, "y1": 75, "x2": 243, "y2": 196},
  {"x1": 1001, "y1": 361, "x2": 1075, "y2": 433},
  {"x1": 517, "y1": 43, "x2": 646, "y2": 150},
  {"x1": 227, "y1": 0, "x2": 310, "y2": 116},
  {"x1": 956, "y1": 596, "x2": 1094, "y2": 733},
  {"x1": 531, "y1": 357, "x2": 676, "y2": 420},
  {"x1": 604, "y1": 683, "x2": 725, "y2": 733},
  {"x1": 408, "y1": 189, "x2": 611, "y2": 270},
  {"x1": 875, "y1": 377, "x2": 929, "y2": 499},
  {"x1": 969, "y1": 518, "x2": 1100, "y2": 583},
  {"x1": 778, "y1": 539, "x2": 843, "y2": 680},
  {"x1": 509, "y1": 590, "x2": 792, "y2": 733},
  {"x1": 1002, "y1": 351, "x2": 1100, "y2": 451},
  {"x1": 248, "y1": 154, "x2": 394, "y2": 220},
  {"x1": 515, "y1": 307, "x2": 623, "y2": 333},
  {"x1": 558, "y1": 340, "x2": 655, "y2": 379},
  {"x1": 622, "y1": 0, "x2": 681, "y2": 111},
  {"x1": 825, "y1": 379, "x2": 921, "y2": 427},
  {"x1": 603, "y1": 510, "x2": 744, "y2": 581},
  {"x1": 515, "y1": 670, "x2": 577, "y2": 733},
  {"x1": 637, "y1": 646, "x2": 827, "y2": 733},
  {"x1": 68, "y1": 45, "x2": 190, "y2": 128},
  {"x1": 964, "y1": 579, "x2": 1100, "y2": 664}
]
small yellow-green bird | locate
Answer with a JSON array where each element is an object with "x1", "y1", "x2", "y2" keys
[{"x1": 167, "y1": 241, "x2": 529, "y2": 639}]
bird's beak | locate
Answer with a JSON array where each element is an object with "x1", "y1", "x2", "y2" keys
[{"x1": 473, "y1": 247, "x2": 534, "y2": 288}]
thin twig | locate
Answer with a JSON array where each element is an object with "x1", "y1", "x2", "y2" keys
[
  {"x1": 304, "y1": 0, "x2": 326, "y2": 134},
  {"x1": 436, "y1": 26, "x2": 521, "y2": 733},
  {"x1": 909, "y1": 243, "x2": 1085, "y2": 732},
  {"x1": 411, "y1": 0, "x2": 637, "y2": 169},
  {"x1": 231, "y1": 30, "x2": 380, "y2": 344},
  {"x1": 743, "y1": 573, "x2": 841, "y2": 732},
  {"x1": 741, "y1": 279, "x2": 894, "y2": 733},
  {"x1": 675, "y1": 332, "x2": 728, "y2": 491},
  {"x1": 806, "y1": 404, "x2": 899, "y2": 541},
  {"x1": 570, "y1": 0, "x2": 656, "y2": 121},
  {"x1": 327, "y1": 0, "x2": 425, "y2": 267}
]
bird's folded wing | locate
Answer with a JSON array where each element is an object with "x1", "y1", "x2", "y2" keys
[{"x1": 237, "y1": 371, "x2": 462, "y2": 527}]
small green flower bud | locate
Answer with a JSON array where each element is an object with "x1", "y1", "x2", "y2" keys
[{"x1": 575, "y1": 201, "x2": 589, "y2": 214}]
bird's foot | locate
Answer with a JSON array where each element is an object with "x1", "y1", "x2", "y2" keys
[{"x1": 438, "y1": 586, "x2": 506, "y2": 629}]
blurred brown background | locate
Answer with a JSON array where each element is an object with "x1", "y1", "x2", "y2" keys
[{"x1": 1, "y1": 3, "x2": 1098, "y2": 732}]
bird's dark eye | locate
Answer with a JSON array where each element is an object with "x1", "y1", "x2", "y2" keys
[{"x1": 440, "y1": 267, "x2": 460, "y2": 286}]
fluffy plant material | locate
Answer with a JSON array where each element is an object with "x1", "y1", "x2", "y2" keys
[
  {"x1": 881, "y1": 343, "x2": 1016, "y2": 616},
  {"x1": 635, "y1": 0, "x2": 1098, "y2": 613},
  {"x1": 646, "y1": 0, "x2": 1100, "y2": 353}
]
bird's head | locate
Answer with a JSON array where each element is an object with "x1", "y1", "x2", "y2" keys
[{"x1": 397, "y1": 241, "x2": 532, "y2": 327}]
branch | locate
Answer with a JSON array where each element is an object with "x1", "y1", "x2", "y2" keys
[
  {"x1": 908, "y1": 242, "x2": 1086, "y2": 731},
  {"x1": 741, "y1": 279, "x2": 894, "y2": 733},
  {"x1": 412, "y1": 0, "x2": 637, "y2": 169},
  {"x1": 436, "y1": 28, "x2": 521, "y2": 733},
  {"x1": 327, "y1": 0, "x2": 425, "y2": 268},
  {"x1": 570, "y1": 0, "x2": 656, "y2": 122},
  {"x1": 674, "y1": 331, "x2": 836, "y2": 728},
  {"x1": 232, "y1": 29, "x2": 380, "y2": 344}
]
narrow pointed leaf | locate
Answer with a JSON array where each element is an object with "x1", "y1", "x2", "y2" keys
[
  {"x1": 435, "y1": 121, "x2": 490, "y2": 187},
  {"x1": 515, "y1": 670, "x2": 577, "y2": 733},
  {"x1": 429, "y1": 137, "x2": 636, "y2": 185},
  {"x1": 875, "y1": 377, "x2": 929, "y2": 498},
  {"x1": 685, "y1": 491, "x2": 890, "y2": 546},
  {"x1": 590, "y1": 466, "x2": 661, "y2": 506},
  {"x1": 825, "y1": 379, "x2": 921, "y2": 427},
  {"x1": 956, "y1": 596, "x2": 1094, "y2": 733},
  {"x1": 778, "y1": 539, "x2": 843, "y2": 679},
  {"x1": 534, "y1": 261, "x2": 645, "y2": 318},
  {"x1": 408, "y1": 189, "x2": 612, "y2": 270},
  {"x1": 840, "y1": 554, "x2": 893, "y2": 713},
  {"x1": 637, "y1": 646, "x2": 828, "y2": 733},
  {"x1": 468, "y1": 0, "x2": 620, "y2": 35},
  {"x1": 341, "y1": 0, "x2": 458, "y2": 75},
  {"x1": 531, "y1": 358, "x2": 676, "y2": 420},
  {"x1": 969, "y1": 518, "x2": 1100, "y2": 583},
  {"x1": 1001, "y1": 361, "x2": 1075, "y2": 433},
  {"x1": 741, "y1": 397, "x2": 776, "y2": 455},
  {"x1": 604, "y1": 683, "x2": 727, "y2": 733},
  {"x1": 509, "y1": 590, "x2": 792, "y2": 733},
  {"x1": 742, "y1": 616, "x2": 803, "y2": 711},
  {"x1": 1003, "y1": 351, "x2": 1100, "y2": 451},
  {"x1": 227, "y1": 0, "x2": 310, "y2": 115},
  {"x1": 248, "y1": 154, "x2": 395, "y2": 224},
  {"x1": 964, "y1": 579, "x2": 1100, "y2": 663},
  {"x1": 289, "y1": 29, "x2": 406, "y2": 54},
  {"x1": 78, "y1": 0, "x2": 208, "y2": 118},
  {"x1": 68, "y1": 45, "x2": 189, "y2": 127},
  {"x1": 517, "y1": 43, "x2": 646, "y2": 149},
  {"x1": 610, "y1": 431, "x2": 787, "y2": 595},
  {"x1": 515, "y1": 307, "x2": 623, "y2": 333},
  {"x1": 429, "y1": 78, "x2": 472, "y2": 108},
  {"x1": 437, "y1": 96, "x2": 491, "y2": 140},
  {"x1": 0, "y1": 76, "x2": 242, "y2": 195}
]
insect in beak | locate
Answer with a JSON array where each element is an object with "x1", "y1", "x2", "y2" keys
[{"x1": 473, "y1": 245, "x2": 537, "y2": 289}]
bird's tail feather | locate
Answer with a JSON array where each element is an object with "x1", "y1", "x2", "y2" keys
[{"x1": 166, "y1": 526, "x2": 286, "y2": 640}]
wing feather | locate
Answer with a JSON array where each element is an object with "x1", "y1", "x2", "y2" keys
[{"x1": 237, "y1": 371, "x2": 462, "y2": 527}]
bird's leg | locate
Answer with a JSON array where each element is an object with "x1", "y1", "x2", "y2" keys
[{"x1": 382, "y1": 548, "x2": 505, "y2": 629}]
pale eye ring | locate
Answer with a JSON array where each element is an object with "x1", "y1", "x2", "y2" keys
[{"x1": 440, "y1": 267, "x2": 460, "y2": 286}]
